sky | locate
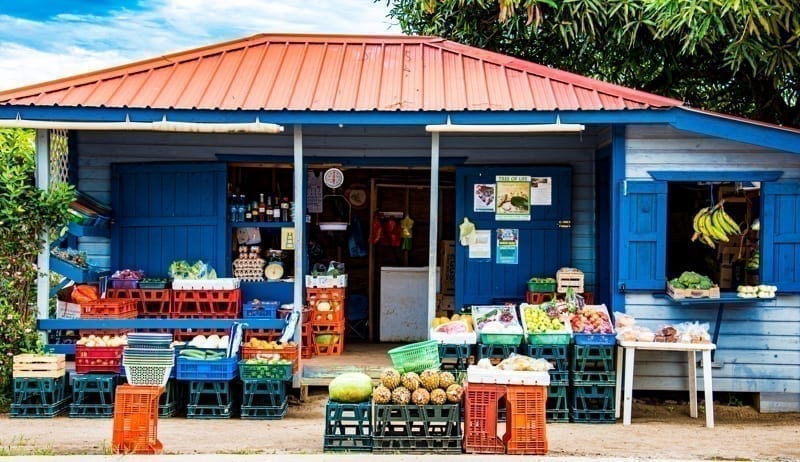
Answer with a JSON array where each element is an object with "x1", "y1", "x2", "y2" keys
[{"x1": 0, "y1": 0, "x2": 401, "y2": 91}]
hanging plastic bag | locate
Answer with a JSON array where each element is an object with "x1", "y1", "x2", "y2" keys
[{"x1": 348, "y1": 216, "x2": 368, "y2": 257}]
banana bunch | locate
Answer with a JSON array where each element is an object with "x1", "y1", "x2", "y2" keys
[{"x1": 691, "y1": 203, "x2": 741, "y2": 248}]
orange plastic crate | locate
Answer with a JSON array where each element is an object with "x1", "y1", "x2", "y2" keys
[
  {"x1": 242, "y1": 329, "x2": 282, "y2": 343},
  {"x1": 464, "y1": 382, "x2": 506, "y2": 454},
  {"x1": 241, "y1": 344, "x2": 299, "y2": 372},
  {"x1": 171, "y1": 289, "x2": 241, "y2": 318},
  {"x1": 307, "y1": 287, "x2": 346, "y2": 322},
  {"x1": 112, "y1": 385, "x2": 164, "y2": 455},
  {"x1": 173, "y1": 328, "x2": 228, "y2": 342},
  {"x1": 139, "y1": 289, "x2": 172, "y2": 318},
  {"x1": 80, "y1": 298, "x2": 137, "y2": 319},
  {"x1": 525, "y1": 291, "x2": 555, "y2": 305},
  {"x1": 503, "y1": 385, "x2": 548, "y2": 455}
]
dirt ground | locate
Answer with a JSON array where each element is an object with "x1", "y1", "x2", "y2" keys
[{"x1": 1, "y1": 388, "x2": 799, "y2": 460}]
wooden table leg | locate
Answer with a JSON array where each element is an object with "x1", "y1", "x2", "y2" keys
[
  {"x1": 623, "y1": 347, "x2": 635, "y2": 425},
  {"x1": 687, "y1": 351, "x2": 698, "y2": 418},
  {"x1": 702, "y1": 349, "x2": 714, "y2": 428},
  {"x1": 615, "y1": 345, "x2": 623, "y2": 419}
]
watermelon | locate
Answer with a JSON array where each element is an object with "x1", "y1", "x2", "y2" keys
[{"x1": 328, "y1": 372, "x2": 373, "y2": 403}]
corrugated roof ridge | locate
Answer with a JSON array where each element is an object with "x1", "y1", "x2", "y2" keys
[
  {"x1": 149, "y1": 64, "x2": 179, "y2": 107},
  {"x1": 265, "y1": 41, "x2": 290, "y2": 109},
  {"x1": 431, "y1": 38, "x2": 683, "y2": 108},
  {"x1": 172, "y1": 57, "x2": 203, "y2": 108},
  {"x1": 197, "y1": 50, "x2": 228, "y2": 108},
  {"x1": 218, "y1": 43, "x2": 251, "y2": 108}
]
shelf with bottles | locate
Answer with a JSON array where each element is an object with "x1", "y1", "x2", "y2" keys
[{"x1": 228, "y1": 193, "x2": 295, "y2": 224}]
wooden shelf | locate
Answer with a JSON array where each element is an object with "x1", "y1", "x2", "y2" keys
[{"x1": 230, "y1": 221, "x2": 294, "y2": 229}]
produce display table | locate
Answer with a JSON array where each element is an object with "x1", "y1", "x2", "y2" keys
[{"x1": 614, "y1": 341, "x2": 716, "y2": 428}]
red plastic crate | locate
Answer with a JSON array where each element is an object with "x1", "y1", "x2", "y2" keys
[
  {"x1": 139, "y1": 289, "x2": 172, "y2": 318},
  {"x1": 525, "y1": 292, "x2": 555, "y2": 305},
  {"x1": 80, "y1": 298, "x2": 138, "y2": 319},
  {"x1": 112, "y1": 384, "x2": 164, "y2": 454},
  {"x1": 307, "y1": 287, "x2": 346, "y2": 322},
  {"x1": 75, "y1": 345, "x2": 124, "y2": 374},
  {"x1": 503, "y1": 385, "x2": 548, "y2": 455},
  {"x1": 79, "y1": 329, "x2": 133, "y2": 338},
  {"x1": 464, "y1": 382, "x2": 506, "y2": 454},
  {"x1": 171, "y1": 289, "x2": 241, "y2": 318}
]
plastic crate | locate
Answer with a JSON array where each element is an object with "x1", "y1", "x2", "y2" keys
[
  {"x1": 112, "y1": 385, "x2": 164, "y2": 454},
  {"x1": 525, "y1": 344, "x2": 569, "y2": 385},
  {"x1": 176, "y1": 356, "x2": 238, "y2": 381},
  {"x1": 138, "y1": 289, "x2": 172, "y2": 318},
  {"x1": 80, "y1": 298, "x2": 137, "y2": 319},
  {"x1": 503, "y1": 384, "x2": 548, "y2": 455},
  {"x1": 547, "y1": 384, "x2": 570, "y2": 422},
  {"x1": 71, "y1": 374, "x2": 118, "y2": 406},
  {"x1": 570, "y1": 384, "x2": 616, "y2": 423},
  {"x1": 187, "y1": 380, "x2": 233, "y2": 406},
  {"x1": 387, "y1": 339, "x2": 440, "y2": 374},
  {"x1": 75, "y1": 345, "x2": 124, "y2": 374},
  {"x1": 110, "y1": 278, "x2": 139, "y2": 289},
  {"x1": 238, "y1": 360, "x2": 292, "y2": 381},
  {"x1": 13, "y1": 376, "x2": 69, "y2": 406},
  {"x1": 170, "y1": 289, "x2": 241, "y2": 318},
  {"x1": 525, "y1": 292, "x2": 555, "y2": 305},
  {"x1": 438, "y1": 343, "x2": 474, "y2": 371},
  {"x1": 10, "y1": 398, "x2": 71, "y2": 418},
  {"x1": 372, "y1": 404, "x2": 461, "y2": 452},
  {"x1": 138, "y1": 280, "x2": 168, "y2": 289},
  {"x1": 242, "y1": 300, "x2": 279, "y2": 319},
  {"x1": 240, "y1": 401, "x2": 287, "y2": 420},
  {"x1": 307, "y1": 287, "x2": 346, "y2": 322},
  {"x1": 241, "y1": 345, "x2": 299, "y2": 373},
  {"x1": 242, "y1": 379, "x2": 287, "y2": 407},
  {"x1": 463, "y1": 382, "x2": 506, "y2": 454},
  {"x1": 573, "y1": 332, "x2": 616, "y2": 345},
  {"x1": 570, "y1": 344, "x2": 616, "y2": 385},
  {"x1": 479, "y1": 332, "x2": 523, "y2": 346},
  {"x1": 527, "y1": 281, "x2": 556, "y2": 292},
  {"x1": 477, "y1": 344, "x2": 518, "y2": 366},
  {"x1": 324, "y1": 400, "x2": 372, "y2": 452},
  {"x1": 312, "y1": 320, "x2": 345, "y2": 356}
]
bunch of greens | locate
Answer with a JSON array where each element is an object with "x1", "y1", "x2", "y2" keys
[{"x1": 669, "y1": 271, "x2": 714, "y2": 290}]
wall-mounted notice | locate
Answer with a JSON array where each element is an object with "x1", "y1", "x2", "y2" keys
[
  {"x1": 530, "y1": 177, "x2": 552, "y2": 206},
  {"x1": 473, "y1": 184, "x2": 496, "y2": 212},
  {"x1": 495, "y1": 176, "x2": 531, "y2": 221},
  {"x1": 496, "y1": 228, "x2": 519, "y2": 264},
  {"x1": 469, "y1": 230, "x2": 491, "y2": 259}
]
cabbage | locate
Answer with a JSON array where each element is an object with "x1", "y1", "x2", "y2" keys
[{"x1": 328, "y1": 372, "x2": 373, "y2": 403}]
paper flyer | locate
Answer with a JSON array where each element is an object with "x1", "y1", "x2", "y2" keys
[
  {"x1": 496, "y1": 228, "x2": 519, "y2": 264},
  {"x1": 530, "y1": 177, "x2": 553, "y2": 206},
  {"x1": 469, "y1": 230, "x2": 491, "y2": 259},
  {"x1": 473, "y1": 184, "x2": 496, "y2": 212},
  {"x1": 495, "y1": 175, "x2": 531, "y2": 221}
]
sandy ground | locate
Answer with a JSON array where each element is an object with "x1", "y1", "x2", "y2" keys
[{"x1": 1, "y1": 388, "x2": 799, "y2": 460}]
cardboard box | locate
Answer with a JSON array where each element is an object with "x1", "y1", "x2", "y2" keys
[{"x1": 439, "y1": 240, "x2": 455, "y2": 295}]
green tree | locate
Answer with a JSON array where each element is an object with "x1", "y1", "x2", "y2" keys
[
  {"x1": 0, "y1": 128, "x2": 74, "y2": 407},
  {"x1": 385, "y1": 0, "x2": 800, "y2": 127}
]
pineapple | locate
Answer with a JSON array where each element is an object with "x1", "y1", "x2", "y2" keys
[
  {"x1": 446, "y1": 383, "x2": 463, "y2": 403},
  {"x1": 401, "y1": 372, "x2": 421, "y2": 391},
  {"x1": 419, "y1": 369, "x2": 440, "y2": 391},
  {"x1": 391, "y1": 386, "x2": 411, "y2": 405},
  {"x1": 380, "y1": 368, "x2": 401, "y2": 390},
  {"x1": 373, "y1": 385, "x2": 392, "y2": 404},
  {"x1": 411, "y1": 387, "x2": 431, "y2": 405},
  {"x1": 438, "y1": 371, "x2": 455, "y2": 389},
  {"x1": 430, "y1": 388, "x2": 447, "y2": 405}
]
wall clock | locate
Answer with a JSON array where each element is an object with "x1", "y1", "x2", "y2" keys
[
  {"x1": 344, "y1": 184, "x2": 368, "y2": 209},
  {"x1": 323, "y1": 168, "x2": 345, "y2": 189}
]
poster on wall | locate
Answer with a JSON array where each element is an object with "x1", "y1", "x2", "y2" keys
[
  {"x1": 496, "y1": 228, "x2": 519, "y2": 264},
  {"x1": 469, "y1": 230, "x2": 492, "y2": 259},
  {"x1": 473, "y1": 184, "x2": 496, "y2": 212},
  {"x1": 495, "y1": 175, "x2": 531, "y2": 221},
  {"x1": 530, "y1": 177, "x2": 553, "y2": 206}
]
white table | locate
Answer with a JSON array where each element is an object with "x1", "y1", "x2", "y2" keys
[{"x1": 614, "y1": 341, "x2": 716, "y2": 427}]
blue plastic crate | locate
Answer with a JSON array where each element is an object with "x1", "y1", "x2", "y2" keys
[
  {"x1": 176, "y1": 356, "x2": 238, "y2": 381},
  {"x1": 573, "y1": 333, "x2": 616, "y2": 345},
  {"x1": 243, "y1": 300, "x2": 279, "y2": 319}
]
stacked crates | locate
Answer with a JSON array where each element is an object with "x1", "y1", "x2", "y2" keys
[
  {"x1": 69, "y1": 374, "x2": 119, "y2": 417},
  {"x1": 171, "y1": 288, "x2": 241, "y2": 318},
  {"x1": 569, "y1": 343, "x2": 616, "y2": 423},
  {"x1": 526, "y1": 344, "x2": 570, "y2": 422},
  {"x1": 323, "y1": 400, "x2": 372, "y2": 452},
  {"x1": 176, "y1": 355, "x2": 238, "y2": 419},
  {"x1": 438, "y1": 343, "x2": 474, "y2": 372},
  {"x1": 10, "y1": 354, "x2": 70, "y2": 418},
  {"x1": 373, "y1": 404, "x2": 462, "y2": 453},
  {"x1": 308, "y1": 287, "x2": 346, "y2": 356},
  {"x1": 158, "y1": 379, "x2": 185, "y2": 418},
  {"x1": 238, "y1": 360, "x2": 291, "y2": 419},
  {"x1": 106, "y1": 288, "x2": 172, "y2": 319}
]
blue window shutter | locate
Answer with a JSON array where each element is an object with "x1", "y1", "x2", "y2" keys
[
  {"x1": 761, "y1": 182, "x2": 800, "y2": 292},
  {"x1": 618, "y1": 180, "x2": 667, "y2": 291}
]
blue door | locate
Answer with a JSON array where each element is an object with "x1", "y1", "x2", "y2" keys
[
  {"x1": 111, "y1": 163, "x2": 228, "y2": 278},
  {"x1": 454, "y1": 166, "x2": 572, "y2": 308}
]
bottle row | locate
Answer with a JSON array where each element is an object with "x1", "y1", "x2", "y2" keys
[{"x1": 229, "y1": 193, "x2": 293, "y2": 223}]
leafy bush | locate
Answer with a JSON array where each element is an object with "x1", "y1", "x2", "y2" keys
[{"x1": 0, "y1": 128, "x2": 74, "y2": 409}]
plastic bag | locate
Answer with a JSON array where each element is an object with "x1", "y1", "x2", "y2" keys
[
  {"x1": 674, "y1": 321, "x2": 712, "y2": 344},
  {"x1": 497, "y1": 353, "x2": 553, "y2": 372},
  {"x1": 348, "y1": 217, "x2": 368, "y2": 257}
]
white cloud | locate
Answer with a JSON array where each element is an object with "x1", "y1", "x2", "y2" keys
[{"x1": 0, "y1": 0, "x2": 399, "y2": 90}]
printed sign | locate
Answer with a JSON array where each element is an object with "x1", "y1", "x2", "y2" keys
[
  {"x1": 495, "y1": 175, "x2": 531, "y2": 221},
  {"x1": 496, "y1": 228, "x2": 519, "y2": 264},
  {"x1": 473, "y1": 184, "x2": 496, "y2": 212},
  {"x1": 530, "y1": 177, "x2": 553, "y2": 206}
]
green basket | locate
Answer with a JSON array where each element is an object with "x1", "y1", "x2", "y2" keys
[
  {"x1": 527, "y1": 281, "x2": 556, "y2": 292},
  {"x1": 479, "y1": 332, "x2": 523, "y2": 346},
  {"x1": 387, "y1": 340, "x2": 440, "y2": 373},
  {"x1": 526, "y1": 331, "x2": 571, "y2": 345}
]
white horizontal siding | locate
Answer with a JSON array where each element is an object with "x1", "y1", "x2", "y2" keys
[
  {"x1": 623, "y1": 293, "x2": 800, "y2": 394},
  {"x1": 626, "y1": 125, "x2": 800, "y2": 180},
  {"x1": 75, "y1": 126, "x2": 603, "y2": 287}
]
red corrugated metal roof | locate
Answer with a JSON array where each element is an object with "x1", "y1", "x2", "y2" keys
[{"x1": 0, "y1": 33, "x2": 683, "y2": 111}]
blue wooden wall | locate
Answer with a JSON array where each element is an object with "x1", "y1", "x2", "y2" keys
[{"x1": 622, "y1": 125, "x2": 800, "y2": 395}]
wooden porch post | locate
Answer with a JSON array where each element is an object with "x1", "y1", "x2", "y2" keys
[{"x1": 427, "y1": 132, "x2": 440, "y2": 331}]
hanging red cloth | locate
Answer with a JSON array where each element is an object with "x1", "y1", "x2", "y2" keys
[
  {"x1": 370, "y1": 215, "x2": 383, "y2": 244},
  {"x1": 384, "y1": 218, "x2": 401, "y2": 247}
]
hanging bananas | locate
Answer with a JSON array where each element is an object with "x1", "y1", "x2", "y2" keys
[{"x1": 691, "y1": 202, "x2": 741, "y2": 249}]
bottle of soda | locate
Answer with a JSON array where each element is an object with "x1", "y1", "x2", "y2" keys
[{"x1": 280, "y1": 197, "x2": 290, "y2": 222}]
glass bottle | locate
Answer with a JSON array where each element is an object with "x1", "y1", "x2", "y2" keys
[
  {"x1": 229, "y1": 194, "x2": 238, "y2": 222},
  {"x1": 251, "y1": 200, "x2": 260, "y2": 222},
  {"x1": 272, "y1": 196, "x2": 281, "y2": 221},
  {"x1": 265, "y1": 195, "x2": 273, "y2": 222},
  {"x1": 257, "y1": 193, "x2": 266, "y2": 222},
  {"x1": 280, "y1": 197, "x2": 290, "y2": 222},
  {"x1": 244, "y1": 201, "x2": 252, "y2": 221},
  {"x1": 237, "y1": 194, "x2": 246, "y2": 222}
]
